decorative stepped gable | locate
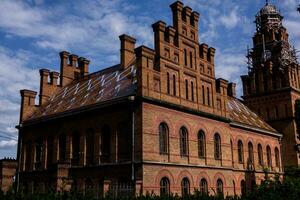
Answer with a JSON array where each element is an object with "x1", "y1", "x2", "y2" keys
[{"x1": 19, "y1": 1, "x2": 278, "y2": 136}]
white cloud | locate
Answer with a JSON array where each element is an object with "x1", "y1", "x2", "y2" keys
[
  {"x1": 220, "y1": 7, "x2": 240, "y2": 29},
  {"x1": 0, "y1": 140, "x2": 18, "y2": 148}
]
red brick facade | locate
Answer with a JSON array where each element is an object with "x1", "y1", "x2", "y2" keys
[{"x1": 9, "y1": 1, "x2": 292, "y2": 197}]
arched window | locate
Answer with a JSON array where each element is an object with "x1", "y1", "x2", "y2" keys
[
  {"x1": 173, "y1": 74, "x2": 176, "y2": 96},
  {"x1": 159, "y1": 123, "x2": 169, "y2": 155},
  {"x1": 214, "y1": 133, "x2": 221, "y2": 160},
  {"x1": 238, "y1": 140, "x2": 244, "y2": 163},
  {"x1": 275, "y1": 147, "x2": 280, "y2": 168},
  {"x1": 200, "y1": 178, "x2": 208, "y2": 194},
  {"x1": 59, "y1": 134, "x2": 66, "y2": 162},
  {"x1": 85, "y1": 178, "x2": 94, "y2": 194},
  {"x1": 35, "y1": 139, "x2": 43, "y2": 164},
  {"x1": 248, "y1": 142, "x2": 254, "y2": 164},
  {"x1": 216, "y1": 179, "x2": 223, "y2": 195},
  {"x1": 185, "y1": 80, "x2": 189, "y2": 99},
  {"x1": 47, "y1": 137, "x2": 53, "y2": 166},
  {"x1": 184, "y1": 49, "x2": 188, "y2": 66},
  {"x1": 180, "y1": 127, "x2": 188, "y2": 157},
  {"x1": 181, "y1": 178, "x2": 190, "y2": 196},
  {"x1": 202, "y1": 85, "x2": 205, "y2": 105},
  {"x1": 258, "y1": 144, "x2": 263, "y2": 166},
  {"x1": 101, "y1": 125, "x2": 111, "y2": 163},
  {"x1": 190, "y1": 51, "x2": 193, "y2": 68},
  {"x1": 267, "y1": 145, "x2": 272, "y2": 168},
  {"x1": 198, "y1": 131, "x2": 206, "y2": 158},
  {"x1": 72, "y1": 131, "x2": 80, "y2": 165},
  {"x1": 25, "y1": 141, "x2": 32, "y2": 171},
  {"x1": 160, "y1": 177, "x2": 170, "y2": 196},
  {"x1": 191, "y1": 81, "x2": 194, "y2": 101},
  {"x1": 241, "y1": 180, "x2": 246, "y2": 196},
  {"x1": 167, "y1": 72, "x2": 170, "y2": 94},
  {"x1": 207, "y1": 87, "x2": 210, "y2": 106},
  {"x1": 86, "y1": 129, "x2": 95, "y2": 165},
  {"x1": 231, "y1": 140, "x2": 234, "y2": 166}
]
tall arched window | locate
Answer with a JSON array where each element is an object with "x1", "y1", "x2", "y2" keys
[
  {"x1": 267, "y1": 145, "x2": 272, "y2": 168},
  {"x1": 185, "y1": 80, "x2": 189, "y2": 99},
  {"x1": 184, "y1": 49, "x2": 188, "y2": 66},
  {"x1": 181, "y1": 178, "x2": 190, "y2": 196},
  {"x1": 200, "y1": 178, "x2": 208, "y2": 194},
  {"x1": 47, "y1": 137, "x2": 53, "y2": 166},
  {"x1": 86, "y1": 129, "x2": 95, "y2": 165},
  {"x1": 216, "y1": 179, "x2": 223, "y2": 195},
  {"x1": 72, "y1": 131, "x2": 80, "y2": 165},
  {"x1": 167, "y1": 72, "x2": 170, "y2": 94},
  {"x1": 275, "y1": 147, "x2": 280, "y2": 168},
  {"x1": 231, "y1": 140, "x2": 234, "y2": 166},
  {"x1": 35, "y1": 139, "x2": 42, "y2": 164},
  {"x1": 214, "y1": 133, "x2": 221, "y2": 160},
  {"x1": 241, "y1": 180, "x2": 246, "y2": 196},
  {"x1": 238, "y1": 140, "x2": 244, "y2": 163},
  {"x1": 258, "y1": 144, "x2": 263, "y2": 166},
  {"x1": 248, "y1": 142, "x2": 254, "y2": 164},
  {"x1": 180, "y1": 127, "x2": 188, "y2": 157},
  {"x1": 191, "y1": 81, "x2": 194, "y2": 101},
  {"x1": 159, "y1": 123, "x2": 169, "y2": 155},
  {"x1": 25, "y1": 141, "x2": 32, "y2": 171},
  {"x1": 59, "y1": 134, "x2": 66, "y2": 162},
  {"x1": 101, "y1": 125, "x2": 111, "y2": 163},
  {"x1": 202, "y1": 85, "x2": 205, "y2": 105},
  {"x1": 173, "y1": 74, "x2": 176, "y2": 96},
  {"x1": 160, "y1": 177, "x2": 170, "y2": 196},
  {"x1": 207, "y1": 87, "x2": 210, "y2": 106},
  {"x1": 198, "y1": 131, "x2": 206, "y2": 158},
  {"x1": 190, "y1": 51, "x2": 193, "y2": 68}
]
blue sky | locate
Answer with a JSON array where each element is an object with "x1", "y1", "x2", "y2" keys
[{"x1": 0, "y1": 0, "x2": 299, "y2": 159}]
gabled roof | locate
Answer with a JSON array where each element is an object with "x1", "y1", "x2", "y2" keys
[
  {"x1": 26, "y1": 62, "x2": 278, "y2": 135},
  {"x1": 27, "y1": 64, "x2": 137, "y2": 120}
]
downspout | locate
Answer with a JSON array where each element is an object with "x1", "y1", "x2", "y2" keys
[
  {"x1": 16, "y1": 124, "x2": 22, "y2": 192},
  {"x1": 129, "y1": 96, "x2": 135, "y2": 182}
]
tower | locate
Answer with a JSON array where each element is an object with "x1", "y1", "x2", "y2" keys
[{"x1": 241, "y1": 1, "x2": 300, "y2": 167}]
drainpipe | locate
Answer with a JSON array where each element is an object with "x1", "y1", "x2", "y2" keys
[
  {"x1": 129, "y1": 96, "x2": 135, "y2": 182},
  {"x1": 16, "y1": 124, "x2": 23, "y2": 192}
]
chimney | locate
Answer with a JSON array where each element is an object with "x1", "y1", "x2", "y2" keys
[
  {"x1": 59, "y1": 51, "x2": 79, "y2": 86},
  {"x1": 200, "y1": 43, "x2": 208, "y2": 59},
  {"x1": 228, "y1": 82, "x2": 236, "y2": 97},
  {"x1": 183, "y1": 6, "x2": 192, "y2": 24},
  {"x1": 50, "y1": 71, "x2": 59, "y2": 85},
  {"x1": 20, "y1": 90, "x2": 38, "y2": 122},
  {"x1": 208, "y1": 47, "x2": 216, "y2": 64},
  {"x1": 39, "y1": 69, "x2": 50, "y2": 105},
  {"x1": 170, "y1": 1, "x2": 183, "y2": 31},
  {"x1": 152, "y1": 21, "x2": 167, "y2": 57},
  {"x1": 119, "y1": 34, "x2": 136, "y2": 69},
  {"x1": 78, "y1": 57, "x2": 90, "y2": 76}
]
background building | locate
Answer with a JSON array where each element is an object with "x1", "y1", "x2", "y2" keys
[
  {"x1": 5, "y1": 0, "x2": 296, "y2": 197},
  {"x1": 241, "y1": 2, "x2": 300, "y2": 168}
]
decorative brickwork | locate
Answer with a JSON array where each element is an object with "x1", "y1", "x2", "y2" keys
[{"x1": 14, "y1": 1, "x2": 286, "y2": 197}]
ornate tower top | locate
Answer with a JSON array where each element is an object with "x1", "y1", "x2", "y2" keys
[
  {"x1": 242, "y1": 2, "x2": 299, "y2": 96},
  {"x1": 255, "y1": 1, "x2": 283, "y2": 31}
]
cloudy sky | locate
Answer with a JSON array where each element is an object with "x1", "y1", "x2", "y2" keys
[{"x1": 0, "y1": 0, "x2": 299, "y2": 159}]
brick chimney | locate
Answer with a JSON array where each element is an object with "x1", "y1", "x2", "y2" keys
[
  {"x1": 20, "y1": 90, "x2": 38, "y2": 122},
  {"x1": 228, "y1": 82, "x2": 237, "y2": 97},
  {"x1": 39, "y1": 69, "x2": 60, "y2": 105},
  {"x1": 119, "y1": 34, "x2": 136, "y2": 69},
  {"x1": 60, "y1": 51, "x2": 79, "y2": 86},
  {"x1": 78, "y1": 57, "x2": 90, "y2": 76}
]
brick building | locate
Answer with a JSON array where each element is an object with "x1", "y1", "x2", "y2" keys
[
  {"x1": 12, "y1": 0, "x2": 296, "y2": 197},
  {"x1": 0, "y1": 158, "x2": 17, "y2": 192}
]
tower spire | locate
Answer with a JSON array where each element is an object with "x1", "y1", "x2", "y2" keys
[{"x1": 266, "y1": 0, "x2": 269, "y2": 5}]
